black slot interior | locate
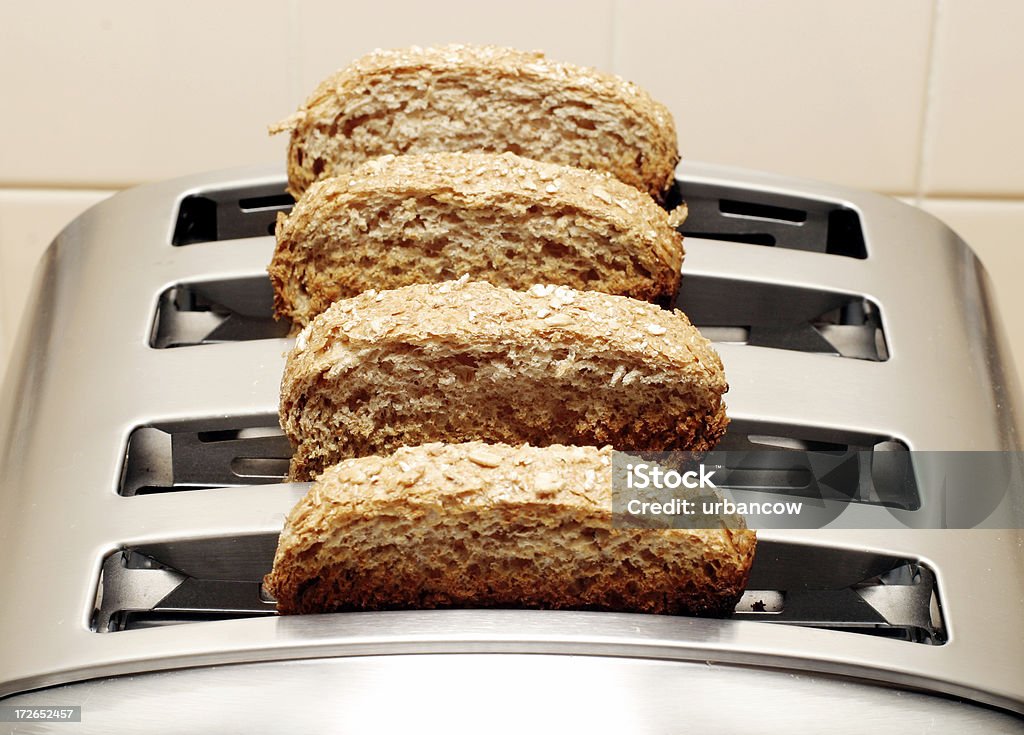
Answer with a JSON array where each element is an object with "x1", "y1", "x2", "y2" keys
[
  {"x1": 716, "y1": 420, "x2": 918, "y2": 511},
  {"x1": 92, "y1": 539, "x2": 944, "y2": 644},
  {"x1": 172, "y1": 184, "x2": 294, "y2": 246},
  {"x1": 667, "y1": 180, "x2": 867, "y2": 258},
  {"x1": 678, "y1": 276, "x2": 888, "y2": 361},
  {"x1": 150, "y1": 278, "x2": 289, "y2": 348},
  {"x1": 119, "y1": 417, "x2": 292, "y2": 496},
  {"x1": 719, "y1": 199, "x2": 808, "y2": 223},
  {"x1": 238, "y1": 193, "x2": 295, "y2": 212},
  {"x1": 172, "y1": 179, "x2": 864, "y2": 257},
  {"x1": 152, "y1": 275, "x2": 888, "y2": 361},
  {"x1": 119, "y1": 416, "x2": 915, "y2": 510}
]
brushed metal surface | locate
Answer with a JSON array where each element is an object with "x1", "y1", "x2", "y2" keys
[
  {"x1": 0, "y1": 163, "x2": 1022, "y2": 717},
  {"x1": 2, "y1": 655, "x2": 1022, "y2": 735}
]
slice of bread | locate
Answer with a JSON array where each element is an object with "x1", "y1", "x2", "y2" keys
[
  {"x1": 271, "y1": 44, "x2": 679, "y2": 200},
  {"x1": 280, "y1": 279, "x2": 728, "y2": 481},
  {"x1": 264, "y1": 441, "x2": 756, "y2": 616},
  {"x1": 270, "y1": 151, "x2": 686, "y2": 329}
]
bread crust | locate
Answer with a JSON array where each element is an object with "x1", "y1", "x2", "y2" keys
[
  {"x1": 264, "y1": 442, "x2": 756, "y2": 616},
  {"x1": 271, "y1": 44, "x2": 680, "y2": 200},
  {"x1": 280, "y1": 279, "x2": 728, "y2": 480},
  {"x1": 269, "y1": 151, "x2": 685, "y2": 328}
]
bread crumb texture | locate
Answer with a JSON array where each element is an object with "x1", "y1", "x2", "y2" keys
[
  {"x1": 265, "y1": 441, "x2": 756, "y2": 616},
  {"x1": 281, "y1": 280, "x2": 728, "y2": 480},
  {"x1": 270, "y1": 151, "x2": 686, "y2": 327},
  {"x1": 272, "y1": 44, "x2": 680, "y2": 199}
]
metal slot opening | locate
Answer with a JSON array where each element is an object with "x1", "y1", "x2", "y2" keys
[
  {"x1": 119, "y1": 418, "x2": 291, "y2": 496},
  {"x1": 93, "y1": 544, "x2": 279, "y2": 633},
  {"x1": 669, "y1": 180, "x2": 867, "y2": 258},
  {"x1": 91, "y1": 538, "x2": 944, "y2": 644},
  {"x1": 737, "y1": 542, "x2": 944, "y2": 643},
  {"x1": 719, "y1": 199, "x2": 808, "y2": 223},
  {"x1": 679, "y1": 276, "x2": 888, "y2": 360},
  {"x1": 172, "y1": 184, "x2": 294, "y2": 246},
  {"x1": 153, "y1": 274, "x2": 889, "y2": 358},
  {"x1": 118, "y1": 415, "x2": 914, "y2": 509},
  {"x1": 716, "y1": 421, "x2": 918, "y2": 511},
  {"x1": 238, "y1": 193, "x2": 294, "y2": 212},
  {"x1": 150, "y1": 278, "x2": 288, "y2": 348}
]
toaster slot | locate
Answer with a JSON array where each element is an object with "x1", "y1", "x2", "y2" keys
[
  {"x1": 712, "y1": 421, "x2": 917, "y2": 510},
  {"x1": 151, "y1": 274, "x2": 889, "y2": 361},
  {"x1": 736, "y1": 542, "x2": 943, "y2": 643},
  {"x1": 119, "y1": 418, "x2": 291, "y2": 496},
  {"x1": 172, "y1": 183, "x2": 294, "y2": 246},
  {"x1": 678, "y1": 276, "x2": 888, "y2": 360},
  {"x1": 151, "y1": 278, "x2": 288, "y2": 348},
  {"x1": 118, "y1": 415, "x2": 915, "y2": 509},
  {"x1": 93, "y1": 546, "x2": 277, "y2": 633},
  {"x1": 91, "y1": 538, "x2": 944, "y2": 644},
  {"x1": 670, "y1": 180, "x2": 867, "y2": 259},
  {"x1": 172, "y1": 178, "x2": 862, "y2": 255}
]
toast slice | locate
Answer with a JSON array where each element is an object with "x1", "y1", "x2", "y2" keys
[
  {"x1": 271, "y1": 44, "x2": 680, "y2": 200},
  {"x1": 265, "y1": 441, "x2": 756, "y2": 616},
  {"x1": 280, "y1": 279, "x2": 728, "y2": 481},
  {"x1": 270, "y1": 151, "x2": 686, "y2": 329}
]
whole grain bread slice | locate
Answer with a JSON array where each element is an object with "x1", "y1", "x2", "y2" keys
[
  {"x1": 271, "y1": 44, "x2": 680, "y2": 200},
  {"x1": 265, "y1": 441, "x2": 756, "y2": 616},
  {"x1": 270, "y1": 151, "x2": 686, "y2": 329},
  {"x1": 281, "y1": 279, "x2": 728, "y2": 481}
]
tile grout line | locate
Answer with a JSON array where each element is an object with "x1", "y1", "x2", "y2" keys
[
  {"x1": 914, "y1": 0, "x2": 945, "y2": 207},
  {"x1": 916, "y1": 194, "x2": 1024, "y2": 205},
  {"x1": 0, "y1": 184, "x2": 125, "y2": 194}
]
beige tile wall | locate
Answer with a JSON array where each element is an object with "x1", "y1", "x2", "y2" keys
[
  {"x1": 615, "y1": 0, "x2": 936, "y2": 193},
  {"x1": 1, "y1": 0, "x2": 1022, "y2": 382},
  {"x1": 922, "y1": 1, "x2": 1024, "y2": 195}
]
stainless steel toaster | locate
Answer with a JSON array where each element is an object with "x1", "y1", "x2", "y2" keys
[{"x1": 1, "y1": 162, "x2": 1022, "y2": 733}]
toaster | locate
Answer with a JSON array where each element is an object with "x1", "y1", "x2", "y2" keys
[{"x1": 0, "y1": 162, "x2": 1022, "y2": 733}]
